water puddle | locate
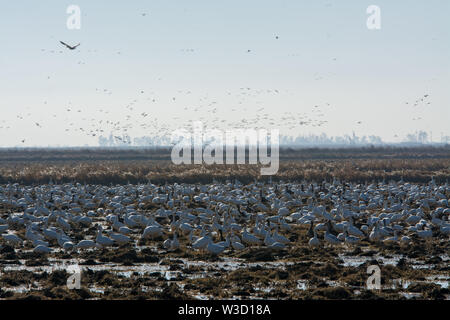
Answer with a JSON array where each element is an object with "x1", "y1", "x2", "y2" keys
[{"x1": 296, "y1": 280, "x2": 308, "y2": 290}]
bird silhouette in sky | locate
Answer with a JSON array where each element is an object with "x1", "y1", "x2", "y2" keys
[{"x1": 60, "y1": 41, "x2": 81, "y2": 50}]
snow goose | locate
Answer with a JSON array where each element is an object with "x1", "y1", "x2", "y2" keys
[
  {"x1": 264, "y1": 232, "x2": 275, "y2": 246},
  {"x1": 112, "y1": 216, "x2": 125, "y2": 231},
  {"x1": 242, "y1": 230, "x2": 262, "y2": 245},
  {"x1": 2, "y1": 233, "x2": 23, "y2": 246},
  {"x1": 43, "y1": 227, "x2": 59, "y2": 241},
  {"x1": 440, "y1": 225, "x2": 450, "y2": 235},
  {"x1": 124, "y1": 214, "x2": 139, "y2": 228},
  {"x1": 324, "y1": 230, "x2": 340, "y2": 245},
  {"x1": 308, "y1": 230, "x2": 320, "y2": 247},
  {"x1": 272, "y1": 229, "x2": 290, "y2": 244},
  {"x1": 231, "y1": 241, "x2": 245, "y2": 250},
  {"x1": 269, "y1": 241, "x2": 286, "y2": 250},
  {"x1": 76, "y1": 239, "x2": 96, "y2": 249},
  {"x1": 119, "y1": 226, "x2": 133, "y2": 235},
  {"x1": 344, "y1": 230, "x2": 360, "y2": 244},
  {"x1": 180, "y1": 222, "x2": 194, "y2": 234},
  {"x1": 417, "y1": 228, "x2": 432, "y2": 239},
  {"x1": 279, "y1": 218, "x2": 292, "y2": 231},
  {"x1": 56, "y1": 216, "x2": 71, "y2": 231},
  {"x1": 33, "y1": 244, "x2": 52, "y2": 254},
  {"x1": 25, "y1": 225, "x2": 43, "y2": 242},
  {"x1": 406, "y1": 214, "x2": 421, "y2": 225},
  {"x1": 400, "y1": 235, "x2": 411, "y2": 243},
  {"x1": 164, "y1": 232, "x2": 180, "y2": 250},
  {"x1": 206, "y1": 239, "x2": 226, "y2": 255},
  {"x1": 216, "y1": 235, "x2": 230, "y2": 248},
  {"x1": 56, "y1": 231, "x2": 74, "y2": 250},
  {"x1": 347, "y1": 217, "x2": 365, "y2": 238},
  {"x1": 314, "y1": 222, "x2": 327, "y2": 232},
  {"x1": 108, "y1": 231, "x2": 132, "y2": 244},
  {"x1": 96, "y1": 226, "x2": 115, "y2": 247},
  {"x1": 142, "y1": 225, "x2": 163, "y2": 239},
  {"x1": 33, "y1": 238, "x2": 50, "y2": 247},
  {"x1": 192, "y1": 234, "x2": 212, "y2": 250}
]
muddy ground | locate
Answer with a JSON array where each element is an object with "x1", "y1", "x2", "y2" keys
[{"x1": 1, "y1": 224, "x2": 448, "y2": 300}]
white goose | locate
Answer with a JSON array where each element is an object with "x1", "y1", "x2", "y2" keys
[
  {"x1": 347, "y1": 217, "x2": 365, "y2": 238},
  {"x1": 108, "y1": 230, "x2": 132, "y2": 244},
  {"x1": 308, "y1": 230, "x2": 320, "y2": 247},
  {"x1": 206, "y1": 239, "x2": 226, "y2": 255},
  {"x1": 192, "y1": 234, "x2": 212, "y2": 250},
  {"x1": 383, "y1": 231, "x2": 399, "y2": 244},
  {"x1": 164, "y1": 232, "x2": 180, "y2": 250},
  {"x1": 264, "y1": 232, "x2": 275, "y2": 246},
  {"x1": 216, "y1": 235, "x2": 230, "y2": 248},
  {"x1": 268, "y1": 241, "x2": 286, "y2": 250},
  {"x1": 2, "y1": 233, "x2": 23, "y2": 246},
  {"x1": 96, "y1": 225, "x2": 115, "y2": 247},
  {"x1": 25, "y1": 225, "x2": 44, "y2": 242},
  {"x1": 33, "y1": 238, "x2": 50, "y2": 247},
  {"x1": 242, "y1": 230, "x2": 262, "y2": 245},
  {"x1": 344, "y1": 230, "x2": 360, "y2": 244},
  {"x1": 111, "y1": 216, "x2": 125, "y2": 231},
  {"x1": 400, "y1": 235, "x2": 411, "y2": 243},
  {"x1": 57, "y1": 231, "x2": 74, "y2": 250},
  {"x1": 179, "y1": 222, "x2": 194, "y2": 234},
  {"x1": 324, "y1": 230, "x2": 340, "y2": 245},
  {"x1": 271, "y1": 229, "x2": 290, "y2": 244},
  {"x1": 440, "y1": 225, "x2": 450, "y2": 235},
  {"x1": 417, "y1": 228, "x2": 432, "y2": 239},
  {"x1": 231, "y1": 239, "x2": 245, "y2": 250},
  {"x1": 33, "y1": 244, "x2": 52, "y2": 253},
  {"x1": 229, "y1": 232, "x2": 245, "y2": 250},
  {"x1": 119, "y1": 226, "x2": 133, "y2": 235},
  {"x1": 43, "y1": 226, "x2": 59, "y2": 241},
  {"x1": 76, "y1": 239, "x2": 96, "y2": 249},
  {"x1": 56, "y1": 216, "x2": 71, "y2": 231},
  {"x1": 369, "y1": 223, "x2": 381, "y2": 241},
  {"x1": 124, "y1": 214, "x2": 139, "y2": 228},
  {"x1": 142, "y1": 225, "x2": 163, "y2": 239}
]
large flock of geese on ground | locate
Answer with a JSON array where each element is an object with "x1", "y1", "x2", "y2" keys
[{"x1": 0, "y1": 179, "x2": 449, "y2": 255}]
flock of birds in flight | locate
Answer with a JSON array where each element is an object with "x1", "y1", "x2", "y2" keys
[
  {"x1": 0, "y1": 10, "x2": 435, "y2": 146},
  {"x1": 8, "y1": 36, "x2": 338, "y2": 146}
]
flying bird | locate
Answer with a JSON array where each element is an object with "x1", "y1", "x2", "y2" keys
[{"x1": 60, "y1": 41, "x2": 81, "y2": 50}]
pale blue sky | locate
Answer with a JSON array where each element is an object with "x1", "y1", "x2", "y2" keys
[{"x1": 0, "y1": 0, "x2": 449, "y2": 146}]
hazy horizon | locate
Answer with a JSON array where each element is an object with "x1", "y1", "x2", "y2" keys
[{"x1": 1, "y1": 0, "x2": 449, "y2": 147}]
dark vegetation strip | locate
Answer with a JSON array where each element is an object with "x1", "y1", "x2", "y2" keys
[
  {"x1": 0, "y1": 159, "x2": 449, "y2": 185},
  {"x1": 0, "y1": 146, "x2": 449, "y2": 162}
]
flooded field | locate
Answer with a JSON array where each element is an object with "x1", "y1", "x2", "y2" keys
[
  {"x1": 1, "y1": 175, "x2": 449, "y2": 300},
  {"x1": 1, "y1": 237, "x2": 449, "y2": 300}
]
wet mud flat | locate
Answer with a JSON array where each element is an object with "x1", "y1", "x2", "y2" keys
[{"x1": 1, "y1": 227, "x2": 448, "y2": 300}]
